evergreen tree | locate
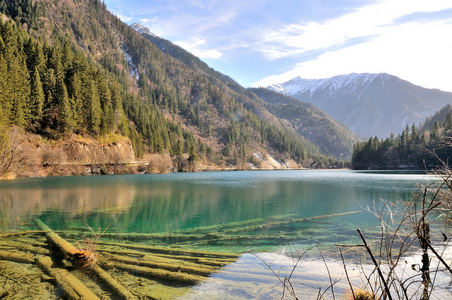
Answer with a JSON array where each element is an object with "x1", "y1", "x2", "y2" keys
[
  {"x1": 444, "y1": 114, "x2": 452, "y2": 131},
  {"x1": 410, "y1": 123, "x2": 419, "y2": 143},
  {"x1": 83, "y1": 79, "x2": 102, "y2": 134},
  {"x1": 9, "y1": 56, "x2": 30, "y2": 127},
  {"x1": 29, "y1": 66, "x2": 45, "y2": 127},
  {"x1": 0, "y1": 54, "x2": 9, "y2": 121},
  {"x1": 55, "y1": 77, "x2": 73, "y2": 134},
  {"x1": 67, "y1": 72, "x2": 83, "y2": 131},
  {"x1": 175, "y1": 139, "x2": 183, "y2": 156},
  {"x1": 431, "y1": 121, "x2": 441, "y2": 140}
]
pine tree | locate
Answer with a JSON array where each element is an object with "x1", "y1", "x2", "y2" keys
[
  {"x1": 410, "y1": 123, "x2": 419, "y2": 143},
  {"x1": 431, "y1": 121, "x2": 441, "y2": 140},
  {"x1": 32, "y1": 39, "x2": 46, "y2": 79},
  {"x1": 83, "y1": 79, "x2": 102, "y2": 134},
  {"x1": 444, "y1": 114, "x2": 452, "y2": 131},
  {"x1": 175, "y1": 139, "x2": 183, "y2": 156},
  {"x1": 0, "y1": 54, "x2": 10, "y2": 121},
  {"x1": 96, "y1": 70, "x2": 112, "y2": 133},
  {"x1": 29, "y1": 66, "x2": 45, "y2": 127},
  {"x1": 9, "y1": 56, "x2": 30, "y2": 127},
  {"x1": 67, "y1": 72, "x2": 83, "y2": 130},
  {"x1": 58, "y1": 79, "x2": 73, "y2": 135},
  {"x1": 61, "y1": 40, "x2": 73, "y2": 69}
]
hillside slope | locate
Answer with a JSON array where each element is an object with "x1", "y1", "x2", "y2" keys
[
  {"x1": 0, "y1": 0, "x2": 348, "y2": 177},
  {"x1": 139, "y1": 25, "x2": 357, "y2": 159},
  {"x1": 250, "y1": 88, "x2": 359, "y2": 158}
]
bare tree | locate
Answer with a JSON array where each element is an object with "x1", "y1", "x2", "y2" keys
[{"x1": 0, "y1": 126, "x2": 26, "y2": 177}]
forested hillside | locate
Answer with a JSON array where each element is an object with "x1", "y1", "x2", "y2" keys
[
  {"x1": 352, "y1": 111, "x2": 452, "y2": 170},
  {"x1": 250, "y1": 88, "x2": 359, "y2": 159},
  {"x1": 0, "y1": 0, "x2": 346, "y2": 177}
]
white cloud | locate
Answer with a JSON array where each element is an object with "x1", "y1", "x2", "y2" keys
[
  {"x1": 258, "y1": 0, "x2": 452, "y2": 60},
  {"x1": 139, "y1": 18, "x2": 157, "y2": 23},
  {"x1": 254, "y1": 0, "x2": 452, "y2": 92},
  {"x1": 255, "y1": 20, "x2": 452, "y2": 92},
  {"x1": 174, "y1": 37, "x2": 223, "y2": 59},
  {"x1": 114, "y1": 13, "x2": 133, "y2": 22}
]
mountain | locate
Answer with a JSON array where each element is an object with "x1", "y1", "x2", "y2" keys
[
  {"x1": 421, "y1": 104, "x2": 452, "y2": 131},
  {"x1": 134, "y1": 23, "x2": 357, "y2": 160},
  {"x1": 352, "y1": 105, "x2": 452, "y2": 170},
  {"x1": 267, "y1": 73, "x2": 452, "y2": 138},
  {"x1": 0, "y1": 0, "x2": 349, "y2": 178},
  {"x1": 130, "y1": 23, "x2": 154, "y2": 36},
  {"x1": 249, "y1": 88, "x2": 359, "y2": 158}
]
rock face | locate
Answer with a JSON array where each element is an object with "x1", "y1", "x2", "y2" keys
[{"x1": 267, "y1": 73, "x2": 452, "y2": 138}]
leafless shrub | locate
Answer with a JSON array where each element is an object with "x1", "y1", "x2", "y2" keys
[
  {"x1": 107, "y1": 148, "x2": 126, "y2": 174},
  {"x1": 335, "y1": 173, "x2": 452, "y2": 300},
  {"x1": 173, "y1": 155, "x2": 189, "y2": 172},
  {"x1": 0, "y1": 126, "x2": 27, "y2": 177},
  {"x1": 41, "y1": 145, "x2": 64, "y2": 167},
  {"x1": 148, "y1": 154, "x2": 173, "y2": 174},
  {"x1": 257, "y1": 168, "x2": 452, "y2": 300}
]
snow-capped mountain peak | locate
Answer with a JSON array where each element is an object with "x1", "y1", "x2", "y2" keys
[
  {"x1": 266, "y1": 73, "x2": 452, "y2": 138},
  {"x1": 268, "y1": 73, "x2": 379, "y2": 98},
  {"x1": 130, "y1": 23, "x2": 155, "y2": 36}
]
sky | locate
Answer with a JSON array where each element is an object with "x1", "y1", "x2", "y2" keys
[{"x1": 103, "y1": 0, "x2": 452, "y2": 92}]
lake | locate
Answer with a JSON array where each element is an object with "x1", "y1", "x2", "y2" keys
[{"x1": 0, "y1": 170, "x2": 450, "y2": 299}]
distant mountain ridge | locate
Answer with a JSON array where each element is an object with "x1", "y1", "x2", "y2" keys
[
  {"x1": 267, "y1": 73, "x2": 452, "y2": 138},
  {"x1": 250, "y1": 88, "x2": 360, "y2": 158}
]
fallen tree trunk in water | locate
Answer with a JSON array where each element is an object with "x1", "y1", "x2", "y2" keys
[
  {"x1": 37, "y1": 256, "x2": 100, "y2": 300},
  {"x1": 0, "y1": 241, "x2": 50, "y2": 255},
  {"x1": 34, "y1": 218, "x2": 79, "y2": 258},
  {"x1": 0, "y1": 249, "x2": 35, "y2": 264},
  {"x1": 96, "y1": 240, "x2": 239, "y2": 259},
  {"x1": 34, "y1": 218, "x2": 136, "y2": 300},
  {"x1": 105, "y1": 253, "x2": 213, "y2": 276},
  {"x1": 112, "y1": 262, "x2": 206, "y2": 284}
]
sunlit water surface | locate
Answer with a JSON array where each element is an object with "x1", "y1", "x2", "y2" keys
[{"x1": 1, "y1": 170, "x2": 450, "y2": 299}]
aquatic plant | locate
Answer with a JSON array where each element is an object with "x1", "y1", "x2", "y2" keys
[
  {"x1": 73, "y1": 224, "x2": 110, "y2": 269},
  {"x1": 256, "y1": 166, "x2": 452, "y2": 299}
]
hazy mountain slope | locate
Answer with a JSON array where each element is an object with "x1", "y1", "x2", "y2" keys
[
  {"x1": 0, "y1": 0, "x2": 348, "y2": 171},
  {"x1": 268, "y1": 73, "x2": 452, "y2": 138},
  {"x1": 421, "y1": 104, "x2": 452, "y2": 131},
  {"x1": 250, "y1": 88, "x2": 360, "y2": 158},
  {"x1": 138, "y1": 29, "x2": 279, "y2": 126}
]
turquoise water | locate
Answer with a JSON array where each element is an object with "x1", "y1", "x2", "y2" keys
[
  {"x1": 0, "y1": 170, "x2": 436, "y2": 252},
  {"x1": 2, "y1": 170, "x2": 449, "y2": 299}
]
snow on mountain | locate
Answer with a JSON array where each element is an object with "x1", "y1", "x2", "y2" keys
[
  {"x1": 267, "y1": 73, "x2": 452, "y2": 138},
  {"x1": 130, "y1": 23, "x2": 155, "y2": 36},
  {"x1": 268, "y1": 73, "x2": 378, "y2": 98}
]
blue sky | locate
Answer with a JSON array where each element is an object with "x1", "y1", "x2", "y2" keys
[{"x1": 103, "y1": 0, "x2": 452, "y2": 92}]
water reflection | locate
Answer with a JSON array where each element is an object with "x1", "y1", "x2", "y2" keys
[{"x1": 0, "y1": 170, "x2": 435, "y2": 250}]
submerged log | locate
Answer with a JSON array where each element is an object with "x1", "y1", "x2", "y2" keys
[
  {"x1": 0, "y1": 241, "x2": 50, "y2": 255},
  {"x1": 0, "y1": 230, "x2": 48, "y2": 238},
  {"x1": 34, "y1": 218, "x2": 78, "y2": 257},
  {"x1": 98, "y1": 248, "x2": 220, "y2": 271},
  {"x1": 151, "y1": 253, "x2": 233, "y2": 267},
  {"x1": 223, "y1": 210, "x2": 362, "y2": 234},
  {"x1": 112, "y1": 262, "x2": 206, "y2": 284},
  {"x1": 170, "y1": 214, "x2": 299, "y2": 235},
  {"x1": 97, "y1": 241, "x2": 239, "y2": 259},
  {"x1": 105, "y1": 254, "x2": 213, "y2": 276},
  {"x1": 0, "y1": 249, "x2": 35, "y2": 264},
  {"x1": 37, "y1": 256, "x2": 100, "y2": 300},
  {"x1": 34, "y1": 218, "x2": 135, "y2": 300},
  {"x1": 91, "y1": 264, "x2": 135, "y2": 300}
]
